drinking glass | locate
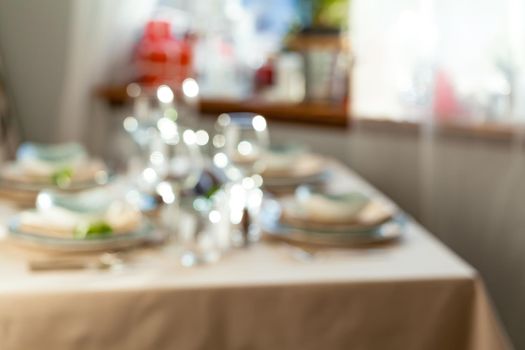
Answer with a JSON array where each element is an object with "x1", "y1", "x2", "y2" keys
[{"x1": 212, "y1": 113, "x2": 269, "y2": 245}]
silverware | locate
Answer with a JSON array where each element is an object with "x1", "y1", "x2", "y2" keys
[
  {"x1": 282, "y1": 243, "x2": 318, "y2": 262},
  {"x1": 28, "y1": 253, "x2": 124, "y2": 272}
]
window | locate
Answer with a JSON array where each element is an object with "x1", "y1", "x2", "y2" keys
[{"x1": 352, "y1": 0, "x2": 525, "y2": 128}]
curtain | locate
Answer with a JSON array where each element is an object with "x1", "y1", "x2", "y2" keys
[
  {"x1": 57, "y1": 0, "x2": 158, "y2": 143},
  {"x1": 352, "y1": 0, "x2": 525, "y2": 123}
]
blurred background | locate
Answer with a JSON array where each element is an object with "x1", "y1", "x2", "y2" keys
[{"x1": 1, "y1": 0, "x2": 525, "y2": 347}]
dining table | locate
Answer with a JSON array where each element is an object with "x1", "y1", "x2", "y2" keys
[{"x1": 0, "y1": 162, "x2": 511, "y2": 350}]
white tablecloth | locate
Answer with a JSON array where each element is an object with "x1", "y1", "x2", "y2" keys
[{"x1": 0, "y1": 164, "x2": 511, "y2": 350}]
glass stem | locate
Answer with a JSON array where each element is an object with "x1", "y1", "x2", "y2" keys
[{"x1": 160, "y1": 184, "x2": 181, "y2": 236}]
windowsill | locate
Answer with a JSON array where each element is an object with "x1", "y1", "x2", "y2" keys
[{"x1": 354, "y1": 117, "x2": 523, "y2": 142}]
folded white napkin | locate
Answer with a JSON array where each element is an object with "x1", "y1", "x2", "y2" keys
[
  {"x1": 263, "y1": 153, "x2": 325, "y2": 178},
  {"x1": 2, "y1": 159, "x2": 106, "y2": 184},
  {"x1": 18, "y1": 187, "x2": 142, "y2": 238},
  {"x1": 18, "y1": 157, "x2": 84, "y2": 178},
  {"x1": 296, "y1": 193, "x2": 369, "y2": 223},
  {"x1": 282, "y1": 191, "x2": 394, "y2": 228}
]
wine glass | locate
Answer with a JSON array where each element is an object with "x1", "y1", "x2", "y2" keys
[
  {"x1": 213, "y1": 113, "x2": 269, "y2": 181},
  {"x1": 154, "y1": 120, "x2": 204, "y2": 266},
  {"x1": 123, "y1": 83, "x2": 164, "y2": 152},
  {"x1": 122, "y1": 84, "x2": 177, "y2": 202}
]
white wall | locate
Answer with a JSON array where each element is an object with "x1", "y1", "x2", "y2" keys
[
  {"x1": 0, "y1": 0, "x2": 157, "y2": 144},
  {"x1": 0, "y1": 0, "x2": 71, "y2": 142}
]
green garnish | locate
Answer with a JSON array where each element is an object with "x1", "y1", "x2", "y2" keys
[
  {"x1": 51, "y1": 167, "x2": 74, "y2": 188},
  {"x1": 205, "y1": 184, "x2": 220, "y2": 199},
  {"x1": 74, "y1": 221, "x2": 113, "y2": 239}
]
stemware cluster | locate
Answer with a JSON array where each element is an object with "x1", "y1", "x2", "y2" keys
[{"x1": 123, "y1": 84, "x2": 270, "y2": 266}]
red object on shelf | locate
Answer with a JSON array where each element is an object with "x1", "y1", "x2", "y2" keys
[
  {"x1": 254, "y1": 57, "x2": 275, "y2": 92},
  {"x1": 134, "y1": 20, "x2": 193, "y2": 89}
]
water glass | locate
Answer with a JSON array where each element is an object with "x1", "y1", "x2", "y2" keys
[{"x1": 212, "y1": 113, "x2": 269, "y2": 245}]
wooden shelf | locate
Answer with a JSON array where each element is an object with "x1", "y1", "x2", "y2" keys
[
  {"x1": 199, "y1": 98, "x2": 348, "y2": 127},
  {"x1": 96, "y1": 85, "x2": 349, "y2": 127}
]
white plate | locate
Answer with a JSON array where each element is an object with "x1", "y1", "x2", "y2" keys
[
  {"x1": 261, "y1": 199, "x2": 404, "y2": 246},
  {"x1": 280, "y1": 193, "x2": 395, "y2": 231},
  {"x1": 8, "y1": 217, "x2": 156, "y2": 252}
]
